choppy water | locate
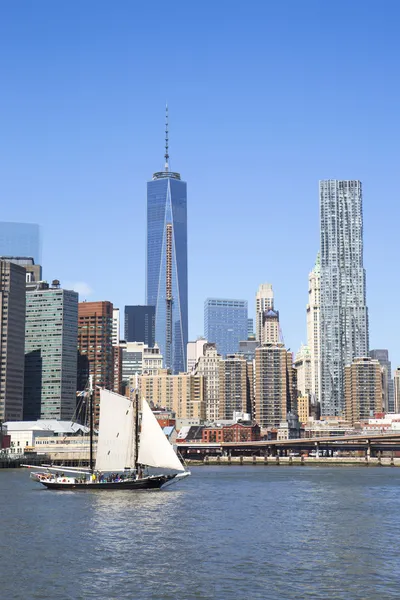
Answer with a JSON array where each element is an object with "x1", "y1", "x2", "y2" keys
[{"x1": 1, "y1": 466, "x2": 400, "y2": 599}]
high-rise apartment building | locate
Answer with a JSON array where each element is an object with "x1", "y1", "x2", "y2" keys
[
  {"x1": 195, "y1": 343, "x2": 221, "y2": 421},
  {"x1": 77, "y1": 301, "x2": 114, "y2": 424},
  {"x1": 187, "y1": 338, "x2": 207, "y2": 373},
  {"x1": 138, "y1": 370, "x2": 205, "y2": 420},
  {"x1": 345, "y1": 357, "x2": 382, "y2": 425},
  {"x1": 124, "y1": 305, "x2": 155, "y2": 347},
  {"x1": 319, "y1": 180, "x2": 369, "y2": 416},
  {"x1": 0, "y1": 222, "x2": 41, "y2": 265},
  {"x1": 306, "y1": 254, "x2": 321, "y2": 404},
  {"x1": 24, "y1": 281, "x2": 78, "y2": 420},
  {"x1": 112, "y1": 308, "x2": 120, "y2": 346},
  {"x1": 204, "y1": 298, "x2": 248, "y2": 357},
  {"x1": 294, "y1": 344, "x2": 312, "y2": 396},
  {"x1": 255, "y1": 283, "x2": 274, "y2": 343},
  {"x1": 146, "y1": 109, "x2": 188, "y2": 374},
  {"x1": 254, "y1": 344, "x2": 296, "y2": 429},
  {"x1": 262, "y1": 309, "x2": 280, "y2": 344},
  {"x1": 369, "y1": 349, "x2": 394, "y2": 413},
  {"x1": 394, "y1": 368, "x2": 400, "y2": 413},
  {"x1": 219, "y1": 355, "x2": 249, "y2": 420},
  {"x1": 0, "y1": 260, "x2": 26, "y2": 421}
]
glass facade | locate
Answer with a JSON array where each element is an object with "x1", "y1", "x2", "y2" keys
[
  {"x1": 0, "y1": 222, "x2": 41, "y2": 264},
  {"x1": 124, "y1": 305, "x2": 155, "y2": 346},
  {"x1": 204, "y1": 299, "x2": 248, "y2": 358},
  {"x1": 146, "y1": 173, "x2": 188, "y2": 374}
]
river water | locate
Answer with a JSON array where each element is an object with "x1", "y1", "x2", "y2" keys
[{"x1": 1, "y1": 466, "x2": 400, "y2": 599}]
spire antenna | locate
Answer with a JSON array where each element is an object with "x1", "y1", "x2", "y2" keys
[{"x1": 164, "y1": 104, "x2": 169, "y2": 172}]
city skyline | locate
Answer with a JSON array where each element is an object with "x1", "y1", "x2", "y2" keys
[{"x1": 0, "y1": 2, "x2": 399, "y2": 369}]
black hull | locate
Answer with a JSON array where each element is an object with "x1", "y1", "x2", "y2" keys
[{"x1": 40, "y1": 475, "x2": 175, "y2": 491}]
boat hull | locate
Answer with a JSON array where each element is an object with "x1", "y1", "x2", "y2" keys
[{"x1": 39, "y1": 475, "x2": 176, "y2": 491}]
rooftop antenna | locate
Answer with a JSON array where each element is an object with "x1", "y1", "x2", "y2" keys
[{"x1": 164, "y1": 104, "x2": 169, "y2": 172}]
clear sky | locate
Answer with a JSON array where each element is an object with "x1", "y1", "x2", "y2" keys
[{"x1": 0, "y1": 1, "x2": 399, "y2": 367}]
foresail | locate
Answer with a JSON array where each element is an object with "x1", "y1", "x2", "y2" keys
[
  {"x1": 95, "y1": 389, "x2": 135, "y2": 472},
  {"x1": 138, "y1": 399, "x2": 185, "y2": 472}
]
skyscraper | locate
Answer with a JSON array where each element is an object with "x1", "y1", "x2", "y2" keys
[
  {"x1": 255, "y1": 283, "x2": 274, "y2": 342},
  {"x1": 319, "y1": 180, "x2": 369, "y2": 416},
  {"x1": 112, "y1": 308, "x2": 120, "y2": 346},
  {"x1": 369, "y1": 349, "x2": 394, "y2": 413},
  {"x1": 124, "y1": 305, "x2": 155, "y2": 347},
  {"x1": 24, "y1": 281, "x2": 78, "y2": 420},
  {"x1": 345, "y1": 357, "x2": 382, "y2": 425},
  {"x1": 0, "y1": 260, "x2": 26, "y2": 421},
  {"x1": 0, "y1": 222, "x2": 41, "y2": 264},
  {"x1": 306, "y1": 254, "x2": 321, "y2": 404},
  {"x1": 204, "y1": 298, "x2": 248, "y2": 357},
  {"x1": 146, "y1": 108, "x2": 188, "y2": 373}
]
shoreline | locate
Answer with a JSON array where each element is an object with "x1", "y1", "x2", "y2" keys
[{"x1": 186, "y1": 456, "x2": 400, "y2": 467}]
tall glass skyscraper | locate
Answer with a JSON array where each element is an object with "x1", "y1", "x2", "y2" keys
[
  {"x1": 319, "y1": 180, "x2": 369, "y2": 416},
  {"x1": 204, "y1": 298, "x2": 248, "y2": 357},
  {"x1": 146, "y1": 109, "x2": 188, "y2": 374},
  {"x1": 0, "y1": 222, "x2": 41, "y2": 264}
]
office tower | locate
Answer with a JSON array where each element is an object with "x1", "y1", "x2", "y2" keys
[
  {"x1": 77, "y1": 301, "x2": 114, "y2": 425},
  {"x1": 3, "y1": 257, "x2": 42, "y2": 285},
  {"x1": 138, "y1": 371, "x2": 205, "y2": 420},
  {"x1": 319, "y1": 180, "x2": 369, "y2": 416},
  {"x1": 204, "y1": 298, "x2": 248, "y2": 357},
  {"x1": 255, "y1": 283, "x2": 274, "y2": 342},
  {"x1": 394, "y1": 368, "x2": 400, "y2": 413},
  {"x1": 0, "y1": 261, "x2": 26, "y2": 421},
  {"x1": 369, "y1": 349, "x2": 394, "y2": 413},
  {"x1": 254, "y1": 344, "x2": 296, "y2": 429},
  {"x1": 24, "y1": 281, "x2": 78, "y2": 420},
  {"x1": 187, "y1": 338, "x2": 207, "y2": 372},
  {"x1": 262, "y1": 309, "x2": 280, "y2": 344},
  {"x1": 124, "y1": 305, "x2": 155, "y2": 346},
  {"x1": 294, "y1": 344, "x2": 312, "y2": 396},
  {"x1": 306, "y1": 254, "x2": 321, "y2": 404},
  {"x1": 146, "y1": 107, "x2": 188, "y2": 374},
  {"x1": 112, "y1": 308, "x2": 120, "y2": 346},
  {"x1": 345, "y1": 357, "x2": 382, "y2": 425},
  {"x1": 118, "y1": 341, "x2": 163, "y2": 386},
  {"x1": 195, "y1": 343, "x2": 222, "y2": 421},
  {"x1": 219, "y1": 355, "x2": 249, "y2": 419},
  {"x1": 247, "y1": 318, "x2": 254, "y2": 338},
  {"x1": 0, "y1": 222, "x2": 41, "y2": 264}
]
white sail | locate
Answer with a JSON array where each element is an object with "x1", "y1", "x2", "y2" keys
[
  {"x1": 95, "y1": 389, "x2": 135, "y2": 472},
  {"x1": 138, "y1": 399, "x2": 185, "y2": 472}
]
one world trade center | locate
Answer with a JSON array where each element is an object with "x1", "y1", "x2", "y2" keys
[{"x1": 146, "y1": 108, "x2": 188, "y2": 373}]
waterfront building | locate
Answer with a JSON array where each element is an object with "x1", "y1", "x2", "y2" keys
[
  {"x1": 24, "y1": 281, "x2": 78, "y2": 420},
  {"x1": 369, "y1": 349, "x2": 394, "y2": 413},
  {"x1": 202, "y1": 423, "x2": 260, "y2": 443},
  {"x1": 0, "y1": 222, "x2": 41, "y2": 265},
  {"x1": 204, "y1": 298, "x2": 248, "y2": 357},
  {"x1": 195, "y1": 343, "x2": 222, "y2": 421},
  {"x1": 306, "y1": 254, "x2": 321, "y2": 404},
  {"x1": 137, "y1": 370, "x2": 205, "y2": 420},
  {"x1": 254, "y1": 344, "x2": 296, "y2": 429},
  {"x1": 0, "y1": 260, "x2": 26, "y2": 421},
  {"x1": 394, "y1": 368, "x2": 400, "y2": 413},
  {"x1": 124, "y1": 305, "x2": 155, "y2": 347},
  {"x1": 146, "y1": 108, "x2": 188, "y2": 374},
  {"x1": 77, "y1": 301, "x2": 114, "y2": 425},
  {"x1": 112, "y1": 308, "x2": 120, "y2": 346},
  {"x1": 218, "y1": 355, "x2": 248, "y2": 420},
  {"x1": 294, "y1": 344, "x2": 312, "y2": 396},
  {"x1": 319, "y1": 180, "x2": 369, "y2": 416},
  {"x1": 345, "y1": 357, "x2": 382, "y2": 425},
  {"x1": 255, "y1": 283, "x2": 274, "y2": 343},
  {"x1": 187, "y1": 337, "x2": 207, "y2": 373}
]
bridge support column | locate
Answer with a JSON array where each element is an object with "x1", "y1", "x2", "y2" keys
[{"x1": 315, "y1": 442, "x2": 320, "y2": 458}]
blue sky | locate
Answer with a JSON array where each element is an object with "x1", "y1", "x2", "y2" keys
[{"x1": 0, "y1": 1, "x2": 399, "y2": 367}]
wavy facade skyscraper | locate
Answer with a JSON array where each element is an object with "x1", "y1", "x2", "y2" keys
[
  {"x1": 319, "y1": 180, "x2": 369, "y2": 416},
  {"x1": 146, "y1": 108, "x2": 188, "y2": 374}
]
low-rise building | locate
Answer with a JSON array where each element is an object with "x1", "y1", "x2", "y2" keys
[{"x1": 202, "y1": 423, "x2": 260, "y2": 443}]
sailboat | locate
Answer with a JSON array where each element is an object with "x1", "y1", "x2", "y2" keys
[{"x1": 29, "y1": 385, "x2": 190, "y2": 491}]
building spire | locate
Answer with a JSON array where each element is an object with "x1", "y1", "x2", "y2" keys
[{"x1": 164, "y1": 104, "x2": 169, "y2": 172}]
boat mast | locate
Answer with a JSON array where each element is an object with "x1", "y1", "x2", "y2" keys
[
  {"x1": 89, "y1": 375, "x2": 94, "y2": 472},
  {"x1": 134, "y1": 374, "x2": 139, "y2": 471}
]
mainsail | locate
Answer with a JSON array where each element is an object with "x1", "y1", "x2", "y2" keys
[
  {"x1": 95, "y1": 389, "x2": 135, "y2": 472},
  {"x1": 138, "y1": 399, "x2": 185, "y2": 472}
]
